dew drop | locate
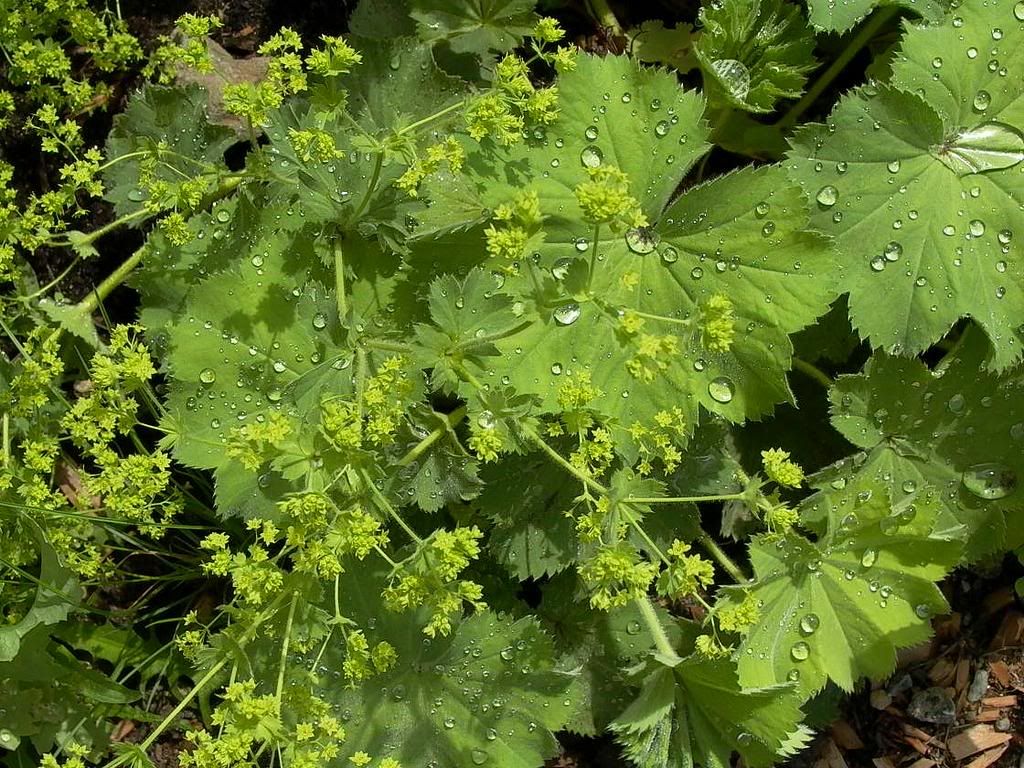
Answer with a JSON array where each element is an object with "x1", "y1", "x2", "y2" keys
[
  {"x1": 312, "y1": 312, "x2": 328, "y2": 330},
  {"x1": 199, "y1": 368, "x2": 217, "y2": 385},
  {"x1": 707, "y1": 376, "x2": 735, "y2": 404},
  {"x1": 477, "y1": 410, "x2": 496, "y2": 429},
  {"x1": 660, "y1": 246, "x2": 679, "y2": 264},
  {"x1": 443, "y1": 717, "x2": 456, "y2": 729},
  {"x1": 870, "y1": 256, "x2": 886, "y2": 272},
  {"x1": 626, "y1": 620, "x2": 642, "y2": 635},
  {"x1": 584, "y1": 125, "x2": 599, "y2": 141},
  {"x1": 914, "y1": 604, "x2": 933, "y2": 619},
  {"x1": 961, "y1": 463, "x2": 1017, "y2": 500},
  {"x1": 553, "y1": 303, "x2": 581, "y2": 326},
  {"x1": 550, "y1": 362, "x2": 563, "y2": 375},
  {"x1": 580, "y1": 145, "x2": 604, "y2": 168},
  {"x1": 215, "y1": 209, "x2": 231, "y2": 223},
  {"x1": 790, "y1": 641, "x2": 810, "y2": 661},
  {"x1": 127, "y1": 188, "x2": 146, "y2": 202},
  {"x1": 655, "y1": 120, "x2": 670, "y2": 137},
  {"x1": 947, "y1": 393, "x2": 965, "y2": 413},
  {"x1": 815, "y1": 185, "x2": 838, "y2": 208},
  {"x1": 861, "y1": 548, "x2": 878, "y2": 568},
  {"x1": 1015, "y1": 1, "x2": 1024, "y2": 21},
  {"x1": 972, "y1": 90, "x2": 992, "y2": 112},
  {"x1": 471, "y1": 749, "x2": 488, "y2": 765},
  {"x1": 552, "y1": 258, "x2": 572, "y2": 280},
  {"x1": 710, "y1": 58, "x2": 751, "y2": 100},
  {"x1": 787, "y1": 669, "x2": 801, "y2": 682},
  {"x1": 625, "y1": 227, "x2": 660, "y2": 254},
  {"x1": 799, "y1": 613, "x2": 820, "y2": 635},
  {"x1": 969, "y1": 219, "x2": 985, "y2": 237}
]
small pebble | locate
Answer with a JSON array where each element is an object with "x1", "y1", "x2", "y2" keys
[
  {"x1": 907, "y1": 687, "x2": 956, "y2": 724},
  {"x1": 870, "y1": 689, "x2": 893, "y2": 710},
  {"x1": 888, "y1": 673, "x2": 913, "y2": 696},
  {"x1": 967, "y1": 669, "x2": 989, "y2": 702},
  {"x1": 996, "y1": 717, "x2": 1012, "y2": 732}
]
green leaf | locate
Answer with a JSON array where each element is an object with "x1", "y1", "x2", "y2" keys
[
  {"x1": 38, "y1": 298, "x2": 100, "y2": 348},
  {"x1": 325, "y1": 570, "x2": 576, "y2": 767},
  {"x1": 611, "y1": 656, "x2": 805, "y2": 768},
  {"x1": 410, "y1": 0, "x2": 537, "y2": 57},
  {"x1": 349, "y1": 0, "x2": 416, "y2": 38},
  {"x1": 732, "y1": 478, "x2": 959, "y2": 697},
  {"x1": 806, "y1": 0, "x2": 947, "y2": 33},
  {"x1": 417, "y1": 55, "x2": 836, "y2": 435},
  {"x1": 392, "y1": 405, "x2": 482, "y2": 512},
  {"x1": 0, "y1": 522, "x2": 81, "y2": 663},
  {"x1": 821, "y1": 327, "x2": 1024, "y2": 558},
  {"x1": 104, "y1": 84, "x2": 235, "y2": 217},
  {"x1": 630, "y1": 21, "x2": 697, "y2": 73},
  {"x1": 787, "y1": 1, "x2": 1024, "y2": 368},
  {"x1": 694, "y1": 0, "x2": 817, "y2": 113}
]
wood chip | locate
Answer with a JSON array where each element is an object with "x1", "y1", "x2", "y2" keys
[
  {"x1": 929, "y1": 658, "x2": 957, "y2": 686},
  {"x1": 981, "y1": 586, "x2": 1015, "y2": 616},
  {"x1": 830, "y1": 720, "x2": 864, "y2": 750},
  {"x1": 989, "y1": 659, "x2": 1012, "y2": 688},
  {"x1": 955, "y1": 658, "x2": 972, "y2": 694},
  {"x1": 898, "y1": 640, "x2": 934, "y2": 667},
  {"x1": 813, "y1": 738, "x2": 848, "y2": 768},
  {"x1": 965, "y1": 745, "x2": 1010, "y2": 768},
  {"x1": 902, "y1": 723, "x2": 934, "y2": 743},
  {"x1": 989, "y1": 610, "x2": 1024, "y2": 651},
  {"x1": 904, "y1": 736, "x2": 930, "y2": 755},
  {"x1": 980, "y1": 694, "x2": 1016, "y2": 708},
  {"x1": 972, "y1": 709, "x2": 1003, "y2": 722},
  {"x1": 872, "y1": 758, "x2": 897, "y2": 768},
  {"x1": 907, "y1": 759, "x2": 936, "y2": 768},
  {"x1": 946, "y1": 725, "x2": 1013, "y2": 761}
]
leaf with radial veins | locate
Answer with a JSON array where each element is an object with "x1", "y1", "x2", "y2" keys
[
  {"x1": 814, "y1": 327, "x2": 1024, "y2": 559},
  {"x1": 409, "y1": 0, "x2": 537, "y2": 56},
  {"x1": 322, "y1": 567, "x2": 577, "y2": 768},
  {"x1": 415, "y1": 54, "x2": 836, "y2": 435},
  {"x1": 787, "y1": 0, "x2": 1024, "y2": 368},
  {"x1": 804, "y1": 0, "x2": 947, "y2": 33},
  {"x1": 732, "y1": 478, "x2": 959, "y2": 698},
  {"x1": 693, "y1": 0, "x2": 817, "y2": 114}
]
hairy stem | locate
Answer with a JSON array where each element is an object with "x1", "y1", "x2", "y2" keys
[
  {"x1": 792, "y1": 357, "x2": 833, "y2": 389},
  {"x1": 397, "y1": 406, "x2": 468, "y2": 467},
  {"x1": 776, "y1": 6, "x2": 899, "y2": 129},
  {"x1": 397, "y1": 100, "x2": 466, "y2": 136},
  {"x1": 586, "y1": 0, "x2": 624, "y2": 36},
  {"x1": 275, "y1": 592, "x2": 299, "y2": 700},
  {"x1": 333, "y1": 240, "x2": 348, "y2": 320},
  {"x1": 635, "y1": 596, "x2": 680, "y2": 663},
  {"x1": 76, "y1": 246, "x2": 145, "y2": 314},
  {"x1": 625, "y1": 493, "x2": 745, "y2": 504},
  {"x1": 521, "y1": 423, "x2": 608, "y2": 497},
  {"x1": 350, "y1": 151, "x2": 384, "y2": 223},
  {"x1": 361, "y1": 467, "x2": 423, "y2": 544},
  {"x1": 696, "y1": 531, "x2": 748, "y2": 583}
]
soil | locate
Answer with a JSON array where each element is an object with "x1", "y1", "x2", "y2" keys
[{"x1": 7, "y1": 1, "x2": 1022, "y2": 766}]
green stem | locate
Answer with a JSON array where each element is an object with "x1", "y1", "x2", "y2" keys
[
  {"x1": 333, "y1": 241, "x2": 348, "y2": 320},
  {"x1": 397, "y1": 406, "x2": 468, "y2": 467},
  {"x1": 776, "y1": 6, "x2": 900, "y2": 129},
  {"x1": 792, "y1": 357, "x2": 833, "y2": 389},
  {"x1": 275, "y1": 592, "x2": 299, "y2": 700},
  {"x1": 398, "y1": 100, "x2": 466, "y2": 136},
  {"x1": 521, "y1": 423, "x2": 608, "y2": 497},
  {"x1": 76, "y1": 246, "x2": 145, "y2": 314},
  {"x1": 625, "y1": 493, "x2": 745, "y2": 504},
  {"x1": 21, "y1": 256, "x2": 83, "y2": 301},
  {"x1": 587, "y1": 224, "x2": 601, "y2": 291},
  {"x1": 362, "y1": 338, "x2": 414, "y2": 354},
  {"x1": 452, "y1": 321, "x2": 532, "y2": 350},
  {"x1": 586, "y1": 0, "x2": 623, "y2": 36},
  {"x1": 696, "y1": 531, "x2": 748, "y2": 583},
  {"x1": 635, "y1": 596, "x2": 680, "y2": 662},
  {"x1": 350, "y1": 151, "x2": 384, "y2": 223},
  {"x1": 361, "y1": 468, "x2": 423, "y2": 544}
]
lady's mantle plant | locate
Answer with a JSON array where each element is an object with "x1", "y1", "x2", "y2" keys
[{"x1": 0, "y1": 0, "x2": 1022, "y2": 767}]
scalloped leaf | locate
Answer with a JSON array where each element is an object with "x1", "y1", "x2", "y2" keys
[
  {"x1": 787, "y1": 0, "x2": 1024, "y2": 368},
  {"x1": 694, "y1": 0, "x2": 817, "y2": 113},
  {"x1": 415, "y1": 54, "x2": 837, "y2": 436},
  {"x1": 805, "y1": 0, "x2": 948, "y2": 33},
  {"x1": 323, "y1": 568, "x2": 576, "y2": 767},
  {"x1": 817, "y1": 326, "x2": 1024, "y2": 558},
  {"x1": 732, "y1": 478, "x2": 959, "y2": 697},
  {"x1": 410, "y1": 0, "x2": 537, "y2": 57}
]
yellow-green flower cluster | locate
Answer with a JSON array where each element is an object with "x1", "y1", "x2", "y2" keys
[
  {"x1": 574, "y1": 165, "x2": 647, "y2": 229},
  {"x1": 227, "y1": 411, "x2": 293, "y2": 471},
  {"x1": 342, "y1": 629, "x2": 397, "y2": 685},
  {"x1": 764, "y1": 502, "x2": 799, "y2": 533},
  {"x1": 223, "y1": 28, "x2": 310, "y2": 124},
  {"x1": 655, "y1": 540, "x2": 714, "y2": 599},
  {"x1": 484, "y1": 189, "x2": 544, "y2": 267},
  {"x1": 619, "y1": 310, "x2": 679, "y2": 384},
  {"x1": 288, "y1": 127, "x2": 344, "y2": 163},
  {"x1": 701, "y1": 294, "x2": 736, "y2": 353},
  {"x1": 279, "y1": 493, "x2": 389, "y2": 578},
  {"x1": 715, "y1": 592, "x2": 761, "y2": 634},
  {"x1": 304, "y1": 35, "x2": 362, "y2": 77},
  {"x1": 468, "y1": 424, "x2": 504, "y2": 462},
  {"x1": 465, "y1": 55, "x2": 560, "y2": 146},
  {"x1": 383, "y1": 527, "x2": 485, "y2": 637},
  {"x1": 396, "y1": 137, "x2": 465, "y2": 197},
  {"x1": 629, "y1": 407, "x2": 686, "y2": 475},
  {"x1": 363, "y1": 357, "x2": 414, "y2": 446},
  {"x1": 2, "y1": 328, "x2": 63, "y2": 418},
  {"x1": 761, "y1": 448, "x2": 804, "y2": 487},
  {"x1": 579, "y1": 542, "x2": 659, "y2": 611},
  {"x1": 147, "y1": 14, "x2": 221, "y2": 82},
  {"x1": 200, "y1": 533, "x2": 284, "y2": 605}
]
